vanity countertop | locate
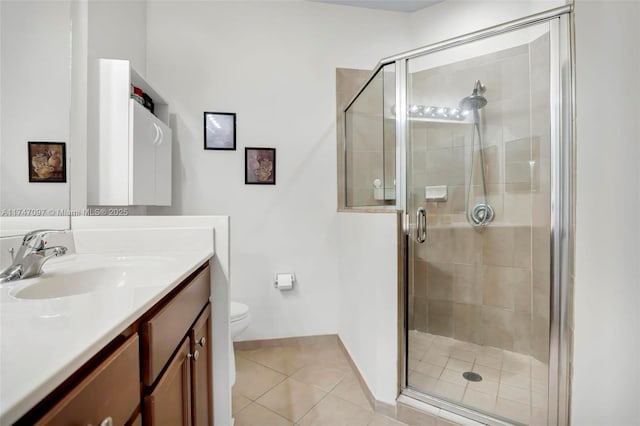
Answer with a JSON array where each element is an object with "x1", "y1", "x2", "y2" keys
[{"x1": 0, "y1": 248, "x2": 213, "y2": 425}]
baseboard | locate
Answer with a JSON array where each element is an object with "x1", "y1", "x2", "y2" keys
[
  {"x1": 233, "y1": 334, "x2": 338, "y2": 351},
  {"x1": 335, "y1": 336, "x2": 398, "y2": 419}
]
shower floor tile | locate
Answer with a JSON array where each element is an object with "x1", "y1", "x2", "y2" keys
[{"x1": 407, "y1": 330, "x2": 549, "y2": 425}]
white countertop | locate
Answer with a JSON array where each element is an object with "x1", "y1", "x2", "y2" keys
[{"x1": 0, "y1": 248, "x2": 213, "y2": 425}]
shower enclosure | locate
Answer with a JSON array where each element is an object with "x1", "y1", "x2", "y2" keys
[{"x1": 343, "y1": 6, "x2": 572, "y2": 426}]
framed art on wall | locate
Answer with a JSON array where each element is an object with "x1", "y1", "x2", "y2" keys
[
  {"x1": 245, "y1": 147, "x2": 276, "y2": 185},
  {"x1": 204, "y1": 111, "x2": 236, "y2": 150},
  {"x1": 28, "y1": 141, "x2": 66, "y2": 183}
]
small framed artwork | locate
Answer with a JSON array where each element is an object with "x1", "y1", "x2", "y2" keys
[
  {"x1": 204, "y1": 111, "x2": 236, "y2": 150},
  {"x1": 28, "y1": 141, "x2": 66, "y2": 183},
  {"x1": 245, "y1": 147, "x2": 276, "y2": 185}
]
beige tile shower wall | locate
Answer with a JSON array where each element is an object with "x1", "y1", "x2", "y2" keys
[
  {"x1": 336, "y1": 68, "x2": 373, "y2": 210},
  {"x1": 409, "y1": 36, "x2": 552, "y2": 361},
  {"x1": 344, "y1": 73, "x2": 387, "y2": 207}
]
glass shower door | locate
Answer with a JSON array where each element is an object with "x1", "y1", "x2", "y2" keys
[{"x1": 405, "y1": 20, "x2": 554, "y2": 425}]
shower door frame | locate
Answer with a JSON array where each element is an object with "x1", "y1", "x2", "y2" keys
[{"x1": 343, "y1": 4, "x2": 574, "y2": 426}]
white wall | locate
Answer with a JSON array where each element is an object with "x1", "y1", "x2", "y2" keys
[
  {"x1": 408, "y1": 0, "x2": 564, "y2": 47},
  {"x1": 337, "y1": 212, "x2": 399, "y2": 405},
  {"x1": 0, "y1": 1, "x2": 70, "y2": 210},
  {"x1": 145, "y1": 0, "x2": 412, "y2": 340},
  {"x1": 87, "y1": 0, "x2": 147, "y2": 75},
  {"x1": 572, "y1": 1, "x2": 640, "y2": 423}
]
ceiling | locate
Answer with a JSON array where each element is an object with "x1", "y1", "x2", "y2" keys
[{"x1": 309, "y1": 0, "x2": 444, "y2": 13}]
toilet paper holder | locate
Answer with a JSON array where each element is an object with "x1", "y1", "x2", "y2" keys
[{"x1": 274, "y1": 273, "x2": 295, "y2": 290}]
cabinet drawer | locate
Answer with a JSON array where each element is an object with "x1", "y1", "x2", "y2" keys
[
  {"x1": 35, "y1": 334, "x2": 140, "y2": 426},
  {"x1": 141, "y1": 266, "x2": 210, "y2": 386}
]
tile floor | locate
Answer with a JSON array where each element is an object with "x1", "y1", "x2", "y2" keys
[
  {"x1": 407, "y1": 330, "x2": 549, "y2": 425},
  {"x1": 233, "y1": 338, "x2": 408, "y2": 426}
]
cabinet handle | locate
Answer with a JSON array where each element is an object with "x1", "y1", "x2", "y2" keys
[
  {"x1": 197, "y1": 337, "x2": 206, "y2": 347},
  {"x1": 188, "y1": 350, "x2": 200, "y2": 361},
  {"x1": 156, "y1": 124, "x2": 164, "y2": 145},
  {"x1": 99, "y1": 417, "x2": 113, "y2": 426}
]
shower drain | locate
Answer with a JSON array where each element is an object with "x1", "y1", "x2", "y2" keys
[{"x1": 462, "y1": 371, "x2": 483, "y2": 382}]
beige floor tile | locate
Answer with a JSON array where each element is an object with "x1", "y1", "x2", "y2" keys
[
  {"x1": 471, "y1": 364, "x2": 501, "y2": 383},
  {"x1": 256, "y1": 378, "x2": 327, "y2": 422},
  {"x1": 502, "y1": 352, "x2": 531, "y2": 375},
  {"x1": 474, "y1": 353, "x2": 502, "y2": 370},
  {"x1": 422, "y1": 351, "x2": 449, "y2": 368},
  {"x1": 532, "y1": 391, "x2": 547, "y2": 408},
  {"x1": 298, "y1": 394, "x2": 373, "y2": 426},
  {"x1": 531, "y1": 359, "x2": 549, "y2": 381},
  {"x1": 235, "y1": 357, "x2": 287, "y2": 400},
  {"x1": 232, "y1": 388, "x2": 252, "y2": 415},
  {"x1": 290, "y1": 365, "x2": 348, "y2": 392},
  {"x1": 415, "y1": 361, "x2": 444, "y2": 379},
  {"x1": 495, "y1": 398, "x2": 530, "y2": 424},
  {"x1": 408, "y1": 371, "x2": 439, "y2": 393},
  {"x1": 368, "y1": 414, "x2": 409, "y2": 426},
  {"x1": 466, "y1": 378, "x2": 499, "y2": 395},
  {"x1": 307, "y1": 347, "x2": 352, "y2": 372},
  {"x1": 435, "y1": 379, "x2": 466, "y2": 402},
  {"x1": 234, "y1": 403, "x2": 293, "y2": 426},
  {"x1": 439, "y1": 368, "x2": 468, "y2": 387},
  {"x1": 444, "y1": 358, "x2": 473, "y2": 373},
  {"x1": 450, "y1": 348, "x2": 476, "y2": 362},
  {"x1": 240, "y1": 346, "x2": 309, "y2": 375},
  {"x1": 531, "y1": 407, "x2": 548, "y2": 425},
  {"x1": 463, "y1": 388, "x2": 497, "y2": 412},
  {"x1": 500, "y1": 371, "x2": 530, "y2": 390},
  {"x1": 498, "y1": 383, "x2": 530, "y2": 405},
  {"x1": 531, "y1": 378, "x2": 548, "y2": 394},
  {"x1": 331, "y1": 374, "x2": 373, "y2": 411}
]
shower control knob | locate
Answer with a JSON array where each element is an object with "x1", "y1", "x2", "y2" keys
[{"x1": 197, "y1": 337, "x2": 206, "y2": 347}]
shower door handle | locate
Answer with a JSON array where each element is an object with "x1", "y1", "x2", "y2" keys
[{"x1": 416, "y1": 207, "x2": 426, "y2": 243}]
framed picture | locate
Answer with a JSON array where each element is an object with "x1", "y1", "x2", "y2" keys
[
  {"x1": 245, "y1": 147, "x2": 276, "y2": 185},
  {"x1": 28, "y1": 141, "x2": 66, "y2": 183},
  {"x1": 204, "y1": 111, "x2": 236, "y2": 150}
]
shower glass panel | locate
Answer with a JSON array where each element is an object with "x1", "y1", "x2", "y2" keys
[
  {"x1": 406, "y1": 21, "x2": 553, "y2": 425},
  {"x1": 345, "y1": 63, "x2": 396, "y2": 207}
]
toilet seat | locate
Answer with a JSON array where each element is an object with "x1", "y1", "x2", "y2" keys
[{"x1": 230, "y1": 302, "x2": 249, "y2": 323}]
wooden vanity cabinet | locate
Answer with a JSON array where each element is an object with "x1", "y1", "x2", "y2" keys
[{"x1": 23, "y1": 264, "x2": 213, "y2": 426}]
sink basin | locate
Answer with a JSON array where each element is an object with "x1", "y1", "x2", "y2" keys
[{"x1": 10, "y1": 255, "x2": 175, "y2": 300}]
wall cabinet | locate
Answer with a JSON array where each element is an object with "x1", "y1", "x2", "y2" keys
[
  {"x1": 23, "y1": 264, "x2": 212, "y2": 426},
  {"x1": 88, "y1": 58, "x2": 172, "y2": 206}
]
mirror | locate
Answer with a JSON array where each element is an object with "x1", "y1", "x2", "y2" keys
[{"x1": 0, "y1": 1, "x2": 73, "y2": 236}]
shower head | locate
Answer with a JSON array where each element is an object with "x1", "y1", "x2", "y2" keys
[{"x1": 459, "y1": 80, "x2": 487, "y2": 111}]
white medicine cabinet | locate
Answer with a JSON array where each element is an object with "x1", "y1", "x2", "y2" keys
[{"x1": 88, "y1": 59, "x2": 172, "y2": 206}]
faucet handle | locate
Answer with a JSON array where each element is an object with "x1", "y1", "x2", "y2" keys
[{"x1": 23, "y1": 229, "x2": 66, "y2": 249}]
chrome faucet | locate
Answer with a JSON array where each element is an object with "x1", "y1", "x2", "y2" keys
[{"x1": 0, "y1": 229, "x2": 68, "y2": 283}]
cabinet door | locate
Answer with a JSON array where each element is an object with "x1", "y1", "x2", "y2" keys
[
  {"x1": 129, "y1": 100, "x2": 157, "y2": 205},
  {"x1": 190, "y1": 304, "x2": 212, "y2": 426},
  {"x1": 154, "y1": 118, "x2": 172, "y2": 206},
  {"x1": 144, "y1": 338, "x2": 192, "y2": 426}
]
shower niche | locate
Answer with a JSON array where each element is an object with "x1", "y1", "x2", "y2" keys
[{"x1": 343, "y1": 11, "x2": 572, "y2": 426}]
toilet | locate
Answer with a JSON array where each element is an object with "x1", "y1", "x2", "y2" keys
[{"x1": 230, "y1": 301, "x2": 250, "y2": 385}]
